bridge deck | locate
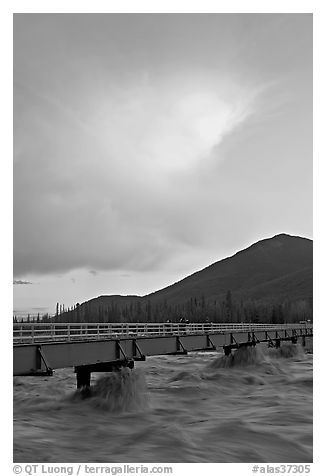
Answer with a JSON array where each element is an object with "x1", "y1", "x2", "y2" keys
[
  {"x1": 13, "y1": 322, "x2": 310, "y2": 344},
  {"x1": 13, "y1": 323, "x2": 313, "y2": 377}
]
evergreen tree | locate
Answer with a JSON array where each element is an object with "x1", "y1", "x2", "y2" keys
[{"x1": 226, "y1": 290, "x2": 233, "y2": 322}]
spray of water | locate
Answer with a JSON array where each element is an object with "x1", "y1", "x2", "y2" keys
[
  {"x1": 72, "y1": 367, "x2": 149, "y2": 413},
  {"x1": 266, "y1": 342, "x2": 305, "y2": 359},
  {"x1": 206, "y1": 345, "x2": 269, "y2": 370}
]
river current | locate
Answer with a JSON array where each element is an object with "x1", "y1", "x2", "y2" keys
[{"x1": 13, "y1": 341, "x2": 313, "y2": 463}]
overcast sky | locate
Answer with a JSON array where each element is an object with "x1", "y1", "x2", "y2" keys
[{"x1": 13, "y1": 13, "x2": 312, "y2": 315}]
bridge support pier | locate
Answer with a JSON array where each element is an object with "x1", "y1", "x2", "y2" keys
[
  {"x1": 302, "y1": 335, "x2": 306, "y2": 347},
  {"x1": 76, "y1": 367, "x2": 91, "y2": 389},
  {"x1": 74, "y1": 359, "x2": 135, "y2": 389},
  {"x1": 224, "y1": 346, "x2": 232, "y2": 356},
  {"x1": 275, "y1": 339, "x2": 281, "y2": 348}
]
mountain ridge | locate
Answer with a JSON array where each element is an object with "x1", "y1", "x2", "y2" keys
[{"x1": 56, "y1": 233, "x2": 313, "y2": 323}]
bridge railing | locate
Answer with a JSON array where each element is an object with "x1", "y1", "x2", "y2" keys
[{"x1": 13, "y1": 322, "x2": 311, "y2": 344}]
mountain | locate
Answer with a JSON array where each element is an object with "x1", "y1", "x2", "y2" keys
[
  {"x1": 57, "y1": 233, "x2": 313, "y2": 323},
  {"x1": 145, "y1": 233, "x2": 312, "y2": 305}
]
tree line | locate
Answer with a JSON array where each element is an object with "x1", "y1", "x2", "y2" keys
[{"x1": 16, "y1": 291, "x2": 311, "y2": 324}]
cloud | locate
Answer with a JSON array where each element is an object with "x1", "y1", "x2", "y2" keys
[{"x1": 14, "y1": 67, "x2": 264, "y2": 278}]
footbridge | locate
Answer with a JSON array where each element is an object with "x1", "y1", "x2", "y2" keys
[{"x1": 13, "y1": 322, "x2": 313, "y2": 388}]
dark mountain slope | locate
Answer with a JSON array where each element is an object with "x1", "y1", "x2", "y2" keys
[
  {"x1": 145, "y1": 234, "x2": 312, "y2": 305},
  {"x1": 57, "y1": 233, "x2": 312, "y2": 323}
]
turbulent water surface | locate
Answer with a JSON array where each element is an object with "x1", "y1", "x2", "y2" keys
[{"x1": 13, "y1": 342, "x2": 313, "y2": 463}]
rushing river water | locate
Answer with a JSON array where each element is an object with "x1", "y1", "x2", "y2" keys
[{"x1": 13, "y1": 341, "x2": 313, "y2": 463}]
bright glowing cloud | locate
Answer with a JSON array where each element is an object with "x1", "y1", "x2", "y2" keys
[{"x1": 89, "y1": 77, "x2": 259, "y2": 173}]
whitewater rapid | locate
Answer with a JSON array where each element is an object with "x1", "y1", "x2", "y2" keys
[{"x1": 13, "y1": 341, "x2": 313, "y2": 463}]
